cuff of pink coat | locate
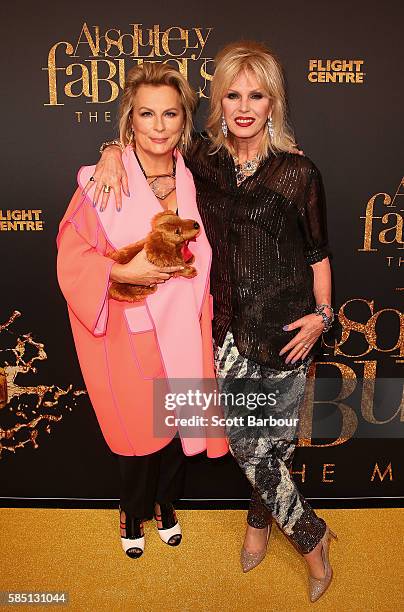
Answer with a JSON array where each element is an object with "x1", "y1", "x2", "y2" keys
[
  {"x1": 92, "y1": 259, "x2": 115, "y2": 336},
  {"x1": 206, "y1": 438, "x2": 229, "y2": 458}
]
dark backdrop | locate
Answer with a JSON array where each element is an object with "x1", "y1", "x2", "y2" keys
[{"x1": 1, "y1": 0, "x2": 403, "y2": 508}]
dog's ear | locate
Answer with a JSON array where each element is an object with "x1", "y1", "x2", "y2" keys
[{"x1": 152, "y1": 210, "x2": 178, "y2": 229}]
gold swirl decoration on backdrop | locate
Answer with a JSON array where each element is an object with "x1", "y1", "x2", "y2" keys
[{"x1": 0, "y1": 311, "x2": 86, "y2": 458}]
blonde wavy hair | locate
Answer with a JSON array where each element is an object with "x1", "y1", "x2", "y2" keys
[
  {"x1": 206, "y1": 41, "x2": 296, "y2": 157},
  {"x1": 118, "y1": 63, "x2": 197, "y2": 154}
]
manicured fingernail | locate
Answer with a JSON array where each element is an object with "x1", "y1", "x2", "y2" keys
[
  {"x1": 291, "y1": 358, "x2": 297, "y2": 364},
  {"x1": 283, "y1": 325, "x2": 289, "y2": 331}
]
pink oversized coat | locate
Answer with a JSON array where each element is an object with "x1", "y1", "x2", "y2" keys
[{"x1": 57, "y1": 147, "x2": 228, "y2": 458}]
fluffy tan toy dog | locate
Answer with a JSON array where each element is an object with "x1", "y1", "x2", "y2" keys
[{"x1": 108, "y1": 210, "x2": 200, "y2": 302}]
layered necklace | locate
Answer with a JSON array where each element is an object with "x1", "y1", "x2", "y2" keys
[
  {"x1": 233, "y1": 154, "x2": 260, "y2": 186},
  {"x1": 134, "y1": 150, "x2": 176, "y2": 200}
]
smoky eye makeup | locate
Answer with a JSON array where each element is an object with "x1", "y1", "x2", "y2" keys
[{"x1": 225, "y1": 91, "x2": 266, "y2": 100}]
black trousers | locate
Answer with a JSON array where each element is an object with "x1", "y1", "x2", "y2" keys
[{"x1": 115, "y1": 437, "x2": 186, "y2": 520}]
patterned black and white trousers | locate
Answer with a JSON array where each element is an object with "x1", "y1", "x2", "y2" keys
[{"x1": 214, "y1": 330, "x2": 326, "y2": 554}]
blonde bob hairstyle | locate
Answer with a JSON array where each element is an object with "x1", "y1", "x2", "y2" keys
[
  {"x1": 118, "y1": 62, "x2": 197, "y2": 154},
  {"x1": 206, "y1": 41, "x2": 297, "y2": 158}
]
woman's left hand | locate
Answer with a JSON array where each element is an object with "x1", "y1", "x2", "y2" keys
[{"x1": 279, "y1": 313, "x2": 324, "y2": 364}]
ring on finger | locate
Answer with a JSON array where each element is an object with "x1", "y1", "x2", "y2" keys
[
  {"x1": 103, "y1": 185, "x2": 111, "y2": 193},
  {"x1": 89, "y1": 176, "x2": 95, "y2": 182},
  {"x1": 303, "y1": 343, "x2": 310, "y2": 349}
]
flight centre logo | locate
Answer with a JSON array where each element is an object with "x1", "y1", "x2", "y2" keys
[
  {"x1": 0, "y1": 210, "x2": 44, "y2": 231},
  {"x1": 308, "y1": 59, "x2": 365, "y2": 83}
]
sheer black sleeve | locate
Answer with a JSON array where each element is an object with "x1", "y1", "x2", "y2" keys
[
  {"x1": 298, "y1": 163, "x2": 330, "y2": 265},
  {"x1": 182, "y1": 132, "x2": 210, "y2": 176}
]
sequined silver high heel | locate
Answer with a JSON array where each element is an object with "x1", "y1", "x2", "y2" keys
[
  {"x1": 308, "y1": 525, "x2": 337, "y2": 602},
  {"x1": 240, "y1": 523, "x2": 271, "y2": 573}
]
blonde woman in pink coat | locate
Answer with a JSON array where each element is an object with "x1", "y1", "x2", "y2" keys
[{"x1": 57, "y1": 63, "x2": 228, "y2": 559}]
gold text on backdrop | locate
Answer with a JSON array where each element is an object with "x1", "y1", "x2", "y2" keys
[
  {"x1": 43, "y1": 22, "x2": 214, "y2": 106},
  {"x1": 308, "y1": 59, "x2": 365, "y2": 83},
  {"x1": 0, "y1": 210, "x2": 43, "y2": 231},
  {"x1": 359, "y1": 177, "x2": 404, "y2": 268}
]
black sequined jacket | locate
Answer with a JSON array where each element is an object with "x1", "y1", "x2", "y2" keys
[{"x1": 184, "y1": 133, "x2": 330, "y2": 371}]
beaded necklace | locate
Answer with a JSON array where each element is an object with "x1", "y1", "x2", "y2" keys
[{"x1": 134, "y1": 150, "x2": 176, "y2": 200}]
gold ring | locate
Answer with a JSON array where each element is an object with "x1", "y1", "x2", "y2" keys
[{"x1": 103, "y1": 185, "x2": 111, "y2": 193}]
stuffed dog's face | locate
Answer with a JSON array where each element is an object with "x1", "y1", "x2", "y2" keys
[{"x1": 151, "y1": 210, "x2": 200, "y2": 244}]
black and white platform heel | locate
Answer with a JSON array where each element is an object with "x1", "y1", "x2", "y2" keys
[
  {"x1": 120, "y1": 508, "x2": 145, "y2": 558},
  {"x1": 154, "y1": 503, "x2": 182, "y2": 546}
]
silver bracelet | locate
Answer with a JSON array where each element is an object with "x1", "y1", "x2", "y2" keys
[
  {"x1": 314, "y1": 303, "x2": 334, "y2": 332},
  {"x1": 99, "y1": 139, "x2": 124, "y2": 154}
]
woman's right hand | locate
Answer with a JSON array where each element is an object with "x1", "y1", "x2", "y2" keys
[
  {"x1": 110, "y1": 249, "x2": 184, "y2": 287},
  {"x1": 87, "y1": 146, "x2": 128, "y2": 212}
]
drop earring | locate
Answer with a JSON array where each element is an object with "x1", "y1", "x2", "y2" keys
[
  {"x1": 221, "y1": 114, "x2": 228, "y2": 138},
  {"x1": 267, "y1": 116, "x2": 274, "y2": 139}
]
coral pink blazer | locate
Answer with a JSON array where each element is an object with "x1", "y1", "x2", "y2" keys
[{"x1": 57, "y1": 148, "x2": 228, "y2": 457}]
